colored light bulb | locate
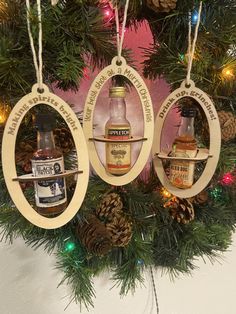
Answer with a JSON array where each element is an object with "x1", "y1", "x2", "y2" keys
[
  {"x1": 192, "y1": 12, "x2": 199, "y2": 24},
  {"x1": 222, "y1": 67, "x2": 234, "y2": 79},
  {"x1": 0, "y1": 103, "x2": 11, "y2": 126},
  {"x1": 102, "y1": 4, "x2": 114, "y2": 23},
  {"x1": 210, "y1": 186, "x2": 223, "y2": 200},
  {"x1": 161, "y1": 187, "x2": 172, "y2": 198},
  {"x1": 221, "y1": 172, "x2": 234, "y2": 185},
  {"x1": 65, "y1": 241, "x2": 76, "y2": 252}
]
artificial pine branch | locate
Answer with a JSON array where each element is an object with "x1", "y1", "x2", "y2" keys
[{"x1": 56, "y1": 248, "x2": 96, "y2": 309}]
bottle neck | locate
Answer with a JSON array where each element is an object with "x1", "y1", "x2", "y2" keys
[
  {"x1": 37, "y1": 131, "x2": 55, "y2": 150},
  {"x1": 110, "y1": 97, "x2": 126, "y2": 119},
  {"x1": 178, "y1": 116, "x2": 195, "y2": 137}
]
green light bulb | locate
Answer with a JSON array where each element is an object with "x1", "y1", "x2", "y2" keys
[
  {"x1": 210, "y1": 186, "x2": 223, "y2": 200},
  {"x1": 65, "y1": 241, "x2": 76, "y2": 252}
]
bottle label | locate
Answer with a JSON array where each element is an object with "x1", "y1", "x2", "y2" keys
[
  {"x1": 169, "y1": 149, "x2": 197, "y2": 188},
  {"x1": 31, "y1": 157, "x2": 67, "y2": 207},
  {"x1": 106, "y1": 126, "x2": 131, "y2": 173}
]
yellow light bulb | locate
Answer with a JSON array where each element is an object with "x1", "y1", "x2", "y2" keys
[
  {"x1": 161, "y1": 187, "x2": 172, "y2": 198},
  {"x1": 0, "y1": 103, "x2": 11, "y2": 126},
  {"x1": 222, "y1": 67, "x2": 234, "y2": 79}
]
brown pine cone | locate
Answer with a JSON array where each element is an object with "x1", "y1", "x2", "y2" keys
[
  {"x1": 96, "y1": 193, "x2": 123, "y2": 223},
  {"x1": 106, "y1": 215, "x2": 132, "y2": 247},
  {"x1": 165, "y1": 196, "x2": 194, "y2": 224},
  {"x1": 15, "y1": 140, "x2": 37, "y2": 173},
  {"x1": 54, "y1": 128, "x2": 75, "y2": 154},
  {"x1": 192, "y1": 190, "x2": 208, "y2": 205},
  {"x1": 217, "y1": 111, "x2": 236, "y2": 142},
  {"x1": 76, "y1": 215, "x2": 112, "y2": 256},
  {"x1": 147, "y1": 0, "x2": 177, "y2": 13}
]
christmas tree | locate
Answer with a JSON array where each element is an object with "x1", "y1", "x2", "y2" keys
[{"x1": 0, "y1": 0, "x2": 236, "y2": 310}]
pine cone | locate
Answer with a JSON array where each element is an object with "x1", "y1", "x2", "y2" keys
[
  {"x1": 217, "y1": 111, "x2": 236, "y2": 142},
  {"x1": 106, "y1": 215, "x2": 132, "y2": 247},
  {"x1": 192, "y1": 190, "x2": 208, "y2": 205},
  {"x1": 147, "y1": 0, "x2": 177, "y2": 13},
  {"x1": 54, "y1": 128, "x2": 75, "y2": 154},
  {"x1": 96, "y1": 193, "x2": 123, "y2": 223},
  {"x1": 76, "y1": 215, "x2": 112, "y2": 256},
  {"x1": 15, "y1": 140, "x2": 37, "y2": 173},
  {"x1": 165, "y1": 196, "x2": 194, "y2": 224}
]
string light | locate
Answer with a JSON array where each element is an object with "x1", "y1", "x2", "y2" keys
[
  {"x1": 160, "y1": 187, "x2": 172, "y2": 198},
  {"x1": 179, "y1": 53, "x2": 185, "y2": 61},
  {"x1": 210, "y1": 186, "x2": 223, "y2": 200},
  {"x1": 83, "y1": 67, "x2": 90, "y2": 80},
  {"x1": 221, "y1": 172, "x2": 234, "y2": 186},
  {"x1": 137, "y1": 259, "x2": 144, "y2": 266},
  {"x1": 64, "y1": 240, "x2": 76, "y2": 252},
  {"x1": 0, "y1": 103, "x2": 11, "y2": 126},
  {"x1": 192, "y1": 11, "x2": 199, "y2": 25},
  {"x1": 222, "y1": 67, "x2": 234, "y2": 79},
  {"x1": 102, "y1": 3, "x2": 114, "y2": 23}
]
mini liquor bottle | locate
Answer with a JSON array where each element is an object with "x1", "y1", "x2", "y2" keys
[
  {"x1": 105, "y1": 86, "x2": 131, "y2": 175},
  {"x1": 169, "y1": 106, "x2": 197, "y2": 188},
  {"x1": 31, "y1": 113, "x2": 67, "y2": 216}
]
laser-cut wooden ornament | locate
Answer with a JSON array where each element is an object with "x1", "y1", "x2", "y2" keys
[
  {"x1": 83, "y1": 56, "x2": 154, "y2": 186},
  {"x1": 152, "y1": 79, "x2": 221, "y2": 198},
  {"x1": 2, "y1": 84, "x2": 90, "y2": 229}
]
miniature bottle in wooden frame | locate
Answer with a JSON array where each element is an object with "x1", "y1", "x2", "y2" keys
[
  {"x1": 169, "y1": 106, "x2": 197, "y2": 188},
  {"x1": 31, "y1": 113, "x2": 67, "y2": 216},
  {"x1": 105, "y1": 86, "x2": 131, "y2": 175}
]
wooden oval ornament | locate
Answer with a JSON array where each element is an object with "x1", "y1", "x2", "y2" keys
[
  {"x1": 152, "y1": 79, "x2": 221, "y2": 198},
  {"x1": 2, "y1": 84, "x2": 90, "y2": 229},
  {"x1": 83, "y1": 56, "x2": 154, "y2": 186}
]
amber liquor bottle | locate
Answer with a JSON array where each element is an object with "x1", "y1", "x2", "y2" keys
[
  {"x1": 169, "y1": 107, "x2": 197, "y2": 188},
  {"x1": 31, "y1": 113, "x2": 67, "y2": 216},
  {"x1": 105, "y1": 87, "x2": 131, "y2": 175}
]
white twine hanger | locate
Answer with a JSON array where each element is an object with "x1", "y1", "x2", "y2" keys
[
  {"x1": 26, "y1": 0, "x2": 43, "y2": 90},
  {"x1": 115, "y1": 0, "x2": 130, "y2": 63},
  {"x1": 186, "y1": 1, "x2": 203, "y2": 86}
]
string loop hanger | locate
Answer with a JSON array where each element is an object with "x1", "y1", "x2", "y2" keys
[
  {"x1": 26, "y1": 0, "x2": 44, "y2": 92},
  {"x1": 185, "y1": 1, "x2": 203, "y2": 88},
  {"x1": 115, "y1": 0, "x2": 130, "y2": 64}
]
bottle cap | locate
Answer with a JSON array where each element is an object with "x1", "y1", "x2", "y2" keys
[
  {"x1": 181, "y1": 106, "x2": 197, "y2": 118},
  {"x1": 109, "y1": 86, "x2": 126, "y2": 98},
  {"x1": 34, "y1": 112, "x2": 56, "y2": 132}
]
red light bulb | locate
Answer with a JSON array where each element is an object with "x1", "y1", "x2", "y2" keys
[
  {"x1": 221, "y1": 172, "x2": 234, "y2": 185},
  {"x1": 102, "y1": 4, "x2": 114, "y2": 23}
]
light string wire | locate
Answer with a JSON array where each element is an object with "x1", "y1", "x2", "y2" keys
[
  {"x1": 186, "y1": 1, "x2": 203, "y2": 85},
  {"x1": 150, "y1": 267, "x2": 159, "y2": 314},
  {"x1": 115, "y1": 0, "x2": 130, "y2": 62},
  {"x1": 26, "y1": 0, "x2": 43, "y2": 89}
]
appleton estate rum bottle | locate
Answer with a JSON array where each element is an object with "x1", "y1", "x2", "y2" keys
[
  {"x1": 31, "y1": 113, "x2": 67, "y2": 216},
  {"x1": 105, "y1": 86, "x2": 131, "y2": 175},
  {"x1": 169, "y1": 106, "x2": 197, "y2": 188}
]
